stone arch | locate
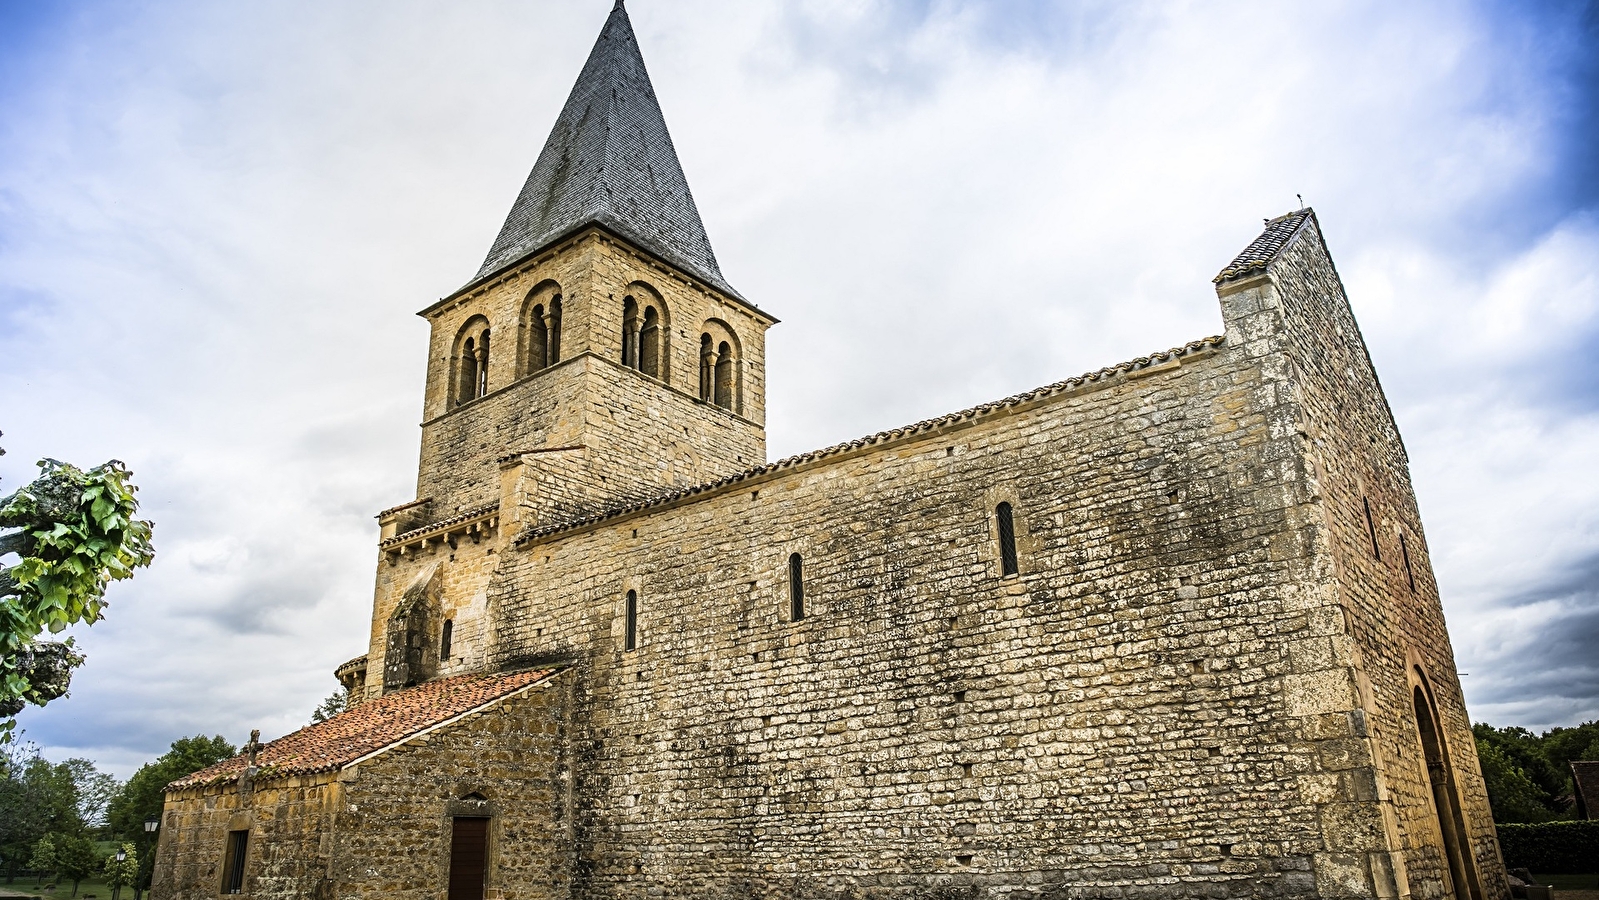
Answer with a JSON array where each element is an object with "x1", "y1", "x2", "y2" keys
[
  {"x1": 1408, "y1": 664, "x2": 1483, "y2": 900},
  {"x1": 698, "y1": 318, "x2": 742, "y2": 413},
  {"x1": 620, "y1": 281, "x2": 670, "y2": 383},
  {"x1": 519, "y1": 280, "x2": 561, "y2": 377},
  {"x1": 450, "y1": 316, "x2": 492, "y2": 409}
]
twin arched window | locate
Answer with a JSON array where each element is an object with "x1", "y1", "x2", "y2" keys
[
  {"x1": 521, "y1": 288, "x2": 561, "y2": 376},
  {"x1": 451, "y1": 319, "x2": 492, "y2": 409},
  {"x1": 699, "y1": 329, "x2": 740, "y2": 412},
  {"x1": 621, "y1": 295, "x2": 665, "y2": 380}
]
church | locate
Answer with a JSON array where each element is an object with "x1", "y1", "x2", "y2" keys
[{"x1": 152, "y1": 4, "x2": 1506, "y2": 899}]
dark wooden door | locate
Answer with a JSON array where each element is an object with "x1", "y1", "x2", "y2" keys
[{"x1": 448, "y1": 817, "x2": 489, "y2": 900}]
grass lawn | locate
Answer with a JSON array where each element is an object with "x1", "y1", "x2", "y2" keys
[{"x1": 0, "y1": 875, "x2": 129, "y2": 899}]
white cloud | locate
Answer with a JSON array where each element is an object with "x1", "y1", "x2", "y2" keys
[{"x1": 2, "y1": 0, "x2": 1595, "y2": 773}]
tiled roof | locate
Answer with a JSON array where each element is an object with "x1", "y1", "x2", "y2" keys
[
  {"x1": 515, "y1": 336, "x2": 1225, "y2": 546},
  {"x1": 379, "y1": 502, "x2": 498, "y2": 550},
  {"x1": 470, "y1": 2, "x2": 740, "y2": 300},
  {"x1": 166, "y1": 669, "x2": 558, "y2": 791},
  {"x1": 1213, "y1": 208, "x2": 1315, "y2": 283}
]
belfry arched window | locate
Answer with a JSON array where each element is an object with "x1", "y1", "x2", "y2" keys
[
  {"x1": 699, "y1": 320, "x2": 742, "y2": 413},
  {"x1": 620, "y1": 288, "x2": 668, "y2": 381},
  {"x1": 451, "y1": 317, "x2": 492, "y2": 409},
  {"x1": 520, "y1": 282, "x2": 560, "y2": 377}
]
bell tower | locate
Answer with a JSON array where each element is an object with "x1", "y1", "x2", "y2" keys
[{"x1": 358, "y1": 1, "x2": 774, "y2": 698}]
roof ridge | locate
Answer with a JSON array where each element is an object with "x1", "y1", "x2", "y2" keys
[
  {"x1": 514, "y1": 336, "x2": 1225, "y2": 546},
  {"x1": 1213, "y1": 207, "x2": 1316, "y2": 284}
]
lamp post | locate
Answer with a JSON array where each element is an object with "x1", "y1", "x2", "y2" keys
[
  {"x1": 113, "y1": 847, "x2": 127, "y2": 900},
  {"x1": 136, "y1": 816, "x2": 159, "y2": 900}
]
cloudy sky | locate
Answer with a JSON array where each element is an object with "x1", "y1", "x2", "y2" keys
[{"x1": 1, "y1": 0, "x2": 1595, "y2": 776}]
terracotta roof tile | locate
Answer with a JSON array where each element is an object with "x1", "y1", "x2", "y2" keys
[
  {"x1": 166, "y1": 668, "x2": 558, "y2": 791},
  {"x1": 1214, "y1": 208, "x2": 1315, "y2": 283}
]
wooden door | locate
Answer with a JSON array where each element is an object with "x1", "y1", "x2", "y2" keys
[{"x1": 448, "y1": 817, "x2": 489, "y2": 900}]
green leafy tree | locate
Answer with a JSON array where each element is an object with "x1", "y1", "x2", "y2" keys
[
  {"x1": 310, "y1": 687, "x2": 350, "y2": 724},
  {"x1": 51, "y1": 832, "x2": 98, "y2": 897},
  {"x1": 0, "y1": 436, "x2": 155, "y2": 733},
  {"x1": 27, "y1": 833, "x2": 56, "y2": 886},
  {"x1": 103, "y1": 841, "x2": 136, "y2": 899},
  {"x1": 1475, "y1": 737, "x2": 1556, "y2": 823},
  {"x1": 0, "y1": 741, "x2": 89, "y2": 881}
]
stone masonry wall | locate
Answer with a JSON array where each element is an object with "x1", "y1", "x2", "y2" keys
[
  {"x1": 482, "y1": 342, "x2": 1378, "y2": 900},
  {"x1": 413, "y1": 230, "x2": 770, "y2": 517},
  {"x1": 332, "y1": 674, "x2": 573, "y2": 900},
  {"x1": 155, "y1": 774, "x2": 339, "y2": 899},
  {"x1": 154, "y1": 674, "x2": 572, "y2": 900},
  {"x1": 1222, "y1": 220, "x2": 1503, "y2": 900}
]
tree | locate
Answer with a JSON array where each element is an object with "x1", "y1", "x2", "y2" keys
[
  {"x1": 0, "y1": 741, "x2": 88, "y2": 881},
  {"x1": 63, "y1": 757, "x2": 119, "y2": 829},
  {"x1": 310, "y1": 687, "x2": 350, "y2": 723},
  {"x1": 0, "y1": 434, "x2": 156, "y2": 734},
  {"x1": 51, "y1": 832, "x2": 99, "y2": 897},
  {"x1": 27, "y1": 833, "x2": 56, "y2": 886},
  {"x1": 103, "y1": 842, "x2": 136, "y2": 900}
]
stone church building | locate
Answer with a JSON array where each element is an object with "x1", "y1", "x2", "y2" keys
[{"x1": 152, "y1": 4, "x2": 1506, "y2": 899}]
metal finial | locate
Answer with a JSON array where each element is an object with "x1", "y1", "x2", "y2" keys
[{"x1": 1297, "y1": 193, "x2": 1304, "y2": 210}]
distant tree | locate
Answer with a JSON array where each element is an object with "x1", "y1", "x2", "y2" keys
[
  {"x1": 51, "y1": 832, "x2": 98, "y2": 897},
  {"x1": 27, "y1": 833, "x2": 56, "y2": 885},
  {"x1": 103, "y1": 842, "x2": 136, "y2": 899},
  {"x1": 1474, "y1": 720, "x2": 1599, "y2": 823},
  {"x1": 107, "y1": 735, "x2": 236, "y2": 844},
  {"x1": 63, "y1": 757, "x2": 119, "y2": 830},
  {"x1": 0, "y1": 741, "x2": 88, "y2": 881},
  {"x1": 0, "y1": 433, "x2": 155, "y2": 735},
  {"x1": 310, "y1": 687, "x2": 351, "y2": 724}
]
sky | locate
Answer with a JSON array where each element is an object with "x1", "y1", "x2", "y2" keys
[{"x1": 0, "y1": 0, "x2": 1595, "y2": 777}]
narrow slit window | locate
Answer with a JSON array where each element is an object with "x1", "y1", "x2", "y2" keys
[
  {"x1": 624, "y1": 590, "x2": 637, "y2": 651},
  {"x1": 440, "y1": 619, "x2": 454, "y2": 661},
  {"x1": 1400, "y1": 534, "x2": 1416, "y2": 592},
  {"x1": 788, "y1": 553, "x2": 805, "y2": 622},
  {"x1": 1362, "y1": 497, "x2": 1381, "y2": 561},
  {"x1": 996, "y1": 502, "x2": 1019, "y2": 577},
  {"x1": 221, "y1": 829, "x2": 249, "y2": 895}
]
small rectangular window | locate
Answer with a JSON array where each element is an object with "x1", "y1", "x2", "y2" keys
[
  {"x1": 221, "y1": 829, "x2": 249, "y2": 894},
  {"x1": 440, "y1": 619, "x2": 454, "y2": 661},
  {"x1": 1362, "y1": 497, "x2": 1382, "y2": 561},
  {"x1": 1400, "y1": 534, "x2": 1417, "y2": 592},
  {"x1": 624, "y1": 591, "x2": 637, "y2": 651},
  {"x1": 448, "y1": 816, "x2": 489, "y2": 900},
  {"x1": 996, "y1": 502, "x2": 1019, "y2": 577},
  {"x1": 788, "y1": 554, "x2": 805, "y2": 622}
]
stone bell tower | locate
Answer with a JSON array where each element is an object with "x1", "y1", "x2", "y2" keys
[{"x1": 353, "y1": 0, "x2": 775, "y2": 698}]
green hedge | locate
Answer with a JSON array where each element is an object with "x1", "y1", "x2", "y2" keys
[{"x1": 1497, "y1": 821, "x2": 1599, "y2": 874}]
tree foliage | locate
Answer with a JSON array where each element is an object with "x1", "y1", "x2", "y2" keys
[
  {"x1": 310, "y1": 687, "x2": 350, "y2": 724},
  {"x1": 0, "y1": 443, "x2": 155, "y2": 729},
  {"x1": 0, "y1": 738, "x2": 119, "y2": 882},
  {"x1": 51, "y1": 832, "x2": 98, "y2": 895},
  {"x1": 1474, "y1": 720, "x2": 1599, "y2": 823},
  {"x1": 103, "y1": 841, "x2": 137, "y2": 891}
]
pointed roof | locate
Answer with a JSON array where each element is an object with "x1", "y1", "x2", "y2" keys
[{"x1": 472, "y1": 2, "x2": 738, "y2": 298}]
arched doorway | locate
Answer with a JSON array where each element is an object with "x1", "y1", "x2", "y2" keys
[{"x1": 1412, "y1": 677, "x2": 1483, "y2": 900}]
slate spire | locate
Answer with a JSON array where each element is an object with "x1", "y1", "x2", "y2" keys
[{"x1": 473, "y1": 2, "x2": 737, "y2": 297}]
